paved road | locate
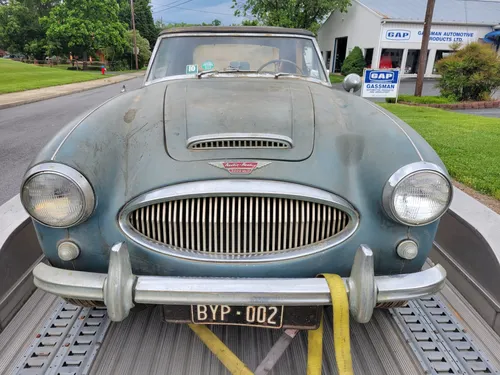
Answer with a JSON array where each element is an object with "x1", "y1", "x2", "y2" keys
[{"x1": 0, "y1": 78, "x2": 143, "y2": 205}]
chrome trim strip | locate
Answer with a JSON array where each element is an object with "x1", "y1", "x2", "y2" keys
[
  {"x1": 144, "y1": 73, "x2": 331, "y2": 88},
  {"x1": 118, "y1": 180, "x2": 360, "y2": 263},
  {"x1": 144, "y1": 32, "x2": 330, "y2": 87},
  {"x1": 187, "y1": 133, "x2": 293, "y2": 149},
  {"x1": 382, "y1": 162, "x2": 453, "y2": 227},
  {"x1": 21, "y1": 163, "x2": 96, "y2": 228}
]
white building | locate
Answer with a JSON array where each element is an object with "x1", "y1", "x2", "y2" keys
[{"x1": 317, "y1": 0, "x2": 500, "y2": 77}]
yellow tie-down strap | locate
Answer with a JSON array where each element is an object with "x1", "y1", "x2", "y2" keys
[
  {"x1": 189, "y1": 273, "x2": 354, "y2": 375},
  {"x1": 307, "y1": 274, "x2": 354, "y2": 375}
]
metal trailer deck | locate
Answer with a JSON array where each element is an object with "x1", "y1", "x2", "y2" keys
[
  {"x1": 1, "y1": 188, "x2": 500, "y2": 375},
  {"x1": 1, "y1": 273, "x2": 500, "y2": 375}
]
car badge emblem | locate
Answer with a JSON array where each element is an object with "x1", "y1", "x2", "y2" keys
[{"x1": 208, "y1": 161, "x2": 271, "y2": 175}]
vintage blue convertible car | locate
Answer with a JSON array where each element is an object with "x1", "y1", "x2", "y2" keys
[{"x1": 22, "y1": 26, "x2": 451, "y2": 328}]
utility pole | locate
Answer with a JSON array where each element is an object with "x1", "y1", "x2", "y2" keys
[
  {"x1": 130, "y1": 0, "x2": 139, "y2": 70},
  {"x1": 415, "y1": 0, "x2": 435, "y2": 96}
]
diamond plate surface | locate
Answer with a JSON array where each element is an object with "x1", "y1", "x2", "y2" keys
[{"x1": 391, "y1": 296, "x2": 499, "y2": 374}]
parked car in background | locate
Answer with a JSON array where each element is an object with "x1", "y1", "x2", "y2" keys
[{"x1": 22, "y1": 26, "x2": 449, "y2": 329}]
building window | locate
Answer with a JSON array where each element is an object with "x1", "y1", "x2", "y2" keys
[
  {"x1": 364, "y1": 48, "x2": 374, "y2": 68},
  {"x1": 380, "y1": 49, "x2": 403, "y2": 69},
  {"x1": 405, "y1": 49, "x2": 429, "y2": 74},
  {"x1": 433, "y1": 50, "x2": 453, "y2": 73}
]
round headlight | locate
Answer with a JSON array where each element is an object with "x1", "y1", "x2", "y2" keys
[
  {"x1": 21, "y1": 163, "x2": 95, "y2": 228},
  {"x1": 383, "y1": 162, "x2": 452, "y2": 226}
]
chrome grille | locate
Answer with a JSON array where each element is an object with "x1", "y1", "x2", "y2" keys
[
  {"x1": 189, "y1": 139, "x2": 290, "y2": 150},
  {"x1": 128, "y1": 197, "x2": 350, "y2": 255}
]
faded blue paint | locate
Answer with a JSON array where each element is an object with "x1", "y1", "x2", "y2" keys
[{"x1": 30, "y1": 77, "x2": 446, "y2": 278}]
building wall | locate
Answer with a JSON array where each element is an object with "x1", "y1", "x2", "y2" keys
[
  {"x1": 318, "y1": 1, "x2": 495, "y2": 77},
  {"x1": 317, "y1": 1, "x2": 382, "y2": 72},
  {"x1": 379, "y1": 22, "x2": 494, "y2": 75}
]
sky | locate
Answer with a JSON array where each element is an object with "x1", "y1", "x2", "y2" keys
[{"x1": 151, "y1": 0, "x2": 246, "y2": 25}]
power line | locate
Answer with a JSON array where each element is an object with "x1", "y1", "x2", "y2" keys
[
  {"x1": 152, "y1": 0, "x2": 193, "y2": 14},
  {"x1": 149, "y1": 0, "x2": 185, "y2": 7},
  {"x1": 160, "y1": 5, "x2": 240, "y2": 17}
]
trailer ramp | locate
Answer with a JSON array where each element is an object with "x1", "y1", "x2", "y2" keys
[{"x1": 1, "y1": 279, "x2": 499, "y2": 375}]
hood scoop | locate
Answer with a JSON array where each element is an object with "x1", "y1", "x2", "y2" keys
[
  {"x1": 164, "y1": 79, "x2": 315, "y2": 162},
  {"x1": 187, "y1": 133, "x2": 292, "y2": 150}
]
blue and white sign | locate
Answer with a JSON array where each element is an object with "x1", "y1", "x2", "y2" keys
[
  {"x1": 382, "y1": 25, "x2": 478, "y2": 44},
  {"x1": 385, "y1": 30, "x2": 411, "y2": 41},
  {"x1": 362, "y1": 69, "x2": 400, "y2": 98}
]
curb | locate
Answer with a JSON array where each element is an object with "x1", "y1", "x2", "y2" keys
[
  {"x1": 0, "y1": 74, "x2": 144, "y2": 110},
  {"x1": 398, "y1": 100, "x2": 500, "y2": 110}
]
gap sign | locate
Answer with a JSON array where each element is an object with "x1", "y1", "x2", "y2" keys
[{"x1": 361, "y1": 69, "x2": 400, "y2": 98}]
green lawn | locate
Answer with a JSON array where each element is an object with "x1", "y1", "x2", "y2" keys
[
  {"x1": 0, "y1": 59, "x2": 107, "y2": 94},
  {"x1": 329, "y1": 74, "x2": 344, "y2": 84},
  {"x1": 381, "y1": 104, "x2": 500, "y2": 200}
]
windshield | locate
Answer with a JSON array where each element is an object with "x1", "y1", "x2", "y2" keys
[{"x1": 147, "y1": 35, "x2": 328, "y2": 83}]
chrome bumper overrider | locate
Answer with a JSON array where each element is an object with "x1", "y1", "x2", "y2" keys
[{"x1": 33, "y1": 243, "x2": 446, "y2": 323}]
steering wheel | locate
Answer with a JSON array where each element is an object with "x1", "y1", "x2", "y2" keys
[{"x1": 257, "y1": 59, "x2": 304, "y2": 75}]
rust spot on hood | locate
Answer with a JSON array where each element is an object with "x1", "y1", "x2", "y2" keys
[{"x1": 124, "y1": 109, "x2": 137, "y2": 123}]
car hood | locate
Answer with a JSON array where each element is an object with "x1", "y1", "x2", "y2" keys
[
  {"x1": 40, "y1": 77, "x2": 445, "y2": 213},
  {"x1": 164, "y1": 79, "x2": 314, "y2": 161}
]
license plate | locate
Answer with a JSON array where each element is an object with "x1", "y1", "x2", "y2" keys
[{"x1": 191, "y1": 305, "x2": 284, "y2": 329}]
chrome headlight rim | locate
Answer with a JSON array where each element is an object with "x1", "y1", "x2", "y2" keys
[
  {"x1": 382, "y1": 161, "x2": 453, "y2": 227},
  {"x1": 21, "y1": 162, "x2": 95, "y2": 228}
]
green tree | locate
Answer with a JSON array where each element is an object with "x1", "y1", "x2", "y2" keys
[
  {"x1": 340, "y1": 46, "x2": 365, "y2": 76},
  {"x1": 105, "y1": 29, "x2": 151, "y2": 69},
  {"x1": 0, "y1": 0, "x2": 56, "y2": 58},
  {"x1": 241, "y1": 19, "x2": 259, "y2": 26},
  {"x1": 118, "y1": 0, "x2": 157, "y2": 49},
  {"x1": 232, "y1": 0, "x2": 351, "y2": 33},
  {"x1": 43, "y1": 0, "x2": 128, "y2": 60},
  {"x1": 437, "y1": 42, "x2": 500, "y2": 101},
  {"x1": 126, "y1": 29, "x2": 151, "y2": 68}
]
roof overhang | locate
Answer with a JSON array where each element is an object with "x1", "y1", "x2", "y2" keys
[{"x1": 381, "y1": 19, "x2": 497, "y2": 27}]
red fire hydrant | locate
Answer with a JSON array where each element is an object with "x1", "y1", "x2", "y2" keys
[{"x1": 101, "y1": 66, "x2": 106, "y2": 75}]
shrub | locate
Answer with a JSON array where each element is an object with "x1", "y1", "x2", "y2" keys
[
  {"x1": 341, "y1": 46, "x2": 365, "y2": 76},
  {"x1": 436, "y1": 43, "x2": 500, "y2": 101},
  {"x1": 385, "y1": 95, "x2": 457, "y2": 104},
  {"x1": 108, "y1": 59, "x2": 130, "y2": 71}
]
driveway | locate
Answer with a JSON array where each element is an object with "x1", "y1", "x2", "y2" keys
[{"x1": 452, "y1": 108, "x2": 500, "y2": 118}]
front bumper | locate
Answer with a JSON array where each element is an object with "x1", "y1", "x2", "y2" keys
[{"x1": 33, "y1": 242, "x2": 446, "y2": 323}]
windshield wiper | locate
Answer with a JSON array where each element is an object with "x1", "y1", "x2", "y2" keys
[
  {"x1": 223, "y1": 68, "x2": 258, "y2": 73},
  {"x1": 274, "y1": 72, "x2": 297, "y2": 79},
  {"x1": 197, "y1": 70, "x2": 219, "y2": 78},
  {"x1": 197, "y1": 68, "x2": 259, "y2": 78}
]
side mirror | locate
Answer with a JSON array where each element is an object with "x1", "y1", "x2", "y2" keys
[{"x1": 342, "y1": 73, "x2": 362, "y2": 93}]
